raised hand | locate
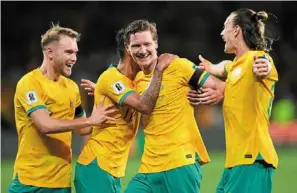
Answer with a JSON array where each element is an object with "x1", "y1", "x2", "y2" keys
[
  {"x1": 198, "y1": 55, "x2": 212, "y2": 72},
  {"x1": 155, "y1": 53, "x2": 179, "y2": 72},
  {"x1": 81, "y1": 79, "x2": 96, "y2": 95}
]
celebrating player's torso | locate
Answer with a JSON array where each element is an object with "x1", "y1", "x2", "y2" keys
[
  {"x1": 14, "y1": 68, "x2": 81, "y2": 187},
  {"x1": 77, "y1": 66, "x2": 140, "y2": 178},
  {"x1": 223, "y1": 50, "x2": 279, "y2": 168},
  {"x1": 135, "y1": 58, "x2": 210, "y2": 173}
]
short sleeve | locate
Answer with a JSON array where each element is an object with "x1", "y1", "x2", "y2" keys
[
  {"x1": 16, "y1": 76, "x2": 47, "y2": 116},
  {"x1": 198, "y1": 71, "x2": 210, "y2": 87},
  {"x1": 173, "y1": 58, "x2": 197, "y2": 85},
  {"x1": 96, "y1": 70, "x2": 136, "y2": 106},
  {"x1": 73, "y1": 83, "x2": 85, "y2": 118},
  {"x1": 224, "y1": 62, "x2": 232, "y2": 74}
]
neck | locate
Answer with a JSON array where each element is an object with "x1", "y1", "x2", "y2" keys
[
  {"x1": 234, "y1": 40, "x2": 249, "y2": 58},
  {"x1": 117, "y1": 56, "x2": 140, "y2": 80},
  {"x1": 39, "y1": 57, "x2": 60, "y2": 81},
  {"x1": 142, "y1": 58, "x2": 158, "y2": 75}
]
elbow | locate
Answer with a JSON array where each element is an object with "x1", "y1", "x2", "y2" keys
[
  {"x1": 141, "y1": 109, "x2": 152, "y2": 115},
  {"x1": 37, "y1": 123, "x2": 53, "y2": 134},
  {"x1": 133, "y1": 101, "x2": 153, "y2": 115},
  {"x1": 139, "y1": 106, "x2": 152, "y2": 115},
  {"x1": 78, "y1": 127, "x2": 92, "y2": 136}
]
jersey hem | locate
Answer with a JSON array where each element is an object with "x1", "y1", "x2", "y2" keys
[
  {"x1": 17, "y1": 174, "x2": 71, "y2": 188},
  {"x1": 139, "y1": 161, "x2": 195, "y2": 174}
]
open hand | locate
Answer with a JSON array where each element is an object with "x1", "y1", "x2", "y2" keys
[
  {"x1": 81, "y1": 79, "x2": 96, "y2": 95},
  {"x1": 198, "y1": 55, "x2": 212, "y2": 72},
  {"x1": 89, "y1": 96, "x2": 118, "y2": 126},
  {"x1": 155, "y1": 53, "x2": 179, "y2": 72}
]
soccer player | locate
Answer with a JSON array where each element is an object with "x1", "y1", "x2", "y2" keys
[
  {"x1": 122, "y1": 19, "x2": 231, "y2": 193},
  {"x1": 8, "y1": 24, "x2": 116, "y2": 193},
  {"x1": 198, "y1": 8, "x2": 278, "y2": 193},
  {"x1": 74, "y1": 28, "x2": 177, "y2": 193}
]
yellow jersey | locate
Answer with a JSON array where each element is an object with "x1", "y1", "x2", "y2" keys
[
  {"x1": 13, "y1": 68, "x2": 83, "y2": 188},
  {"x1": 135, "y1": 58, "x2": 211, "y2": 173},
  {"x1": 77, "y1": 66, "x2": 140, "y2": 178},
  {"x1": 223, "y1": 50, "x2": 279, "y2": 168}
]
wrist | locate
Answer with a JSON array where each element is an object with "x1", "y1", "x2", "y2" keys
[
  {"x1": 154, "y1": 67, "x2": 163, "y2": 74},
  {"x1": 85, "y1": 117, "x2": 93, "y2": 127}
]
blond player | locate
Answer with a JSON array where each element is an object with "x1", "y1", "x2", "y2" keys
[{"x1": 8, "y1": 24, "x2": 116, "y2": 193}]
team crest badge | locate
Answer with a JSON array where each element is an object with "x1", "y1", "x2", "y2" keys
[
  {"x1": 112, "y1": 81, "x2": 126, "y2": 95},
  {"x1": 232, "y1": 67, "x2": 242, "y2": 77},
  {"x1": 26, "y1": 90, "x2": 38, "y2": 105}
]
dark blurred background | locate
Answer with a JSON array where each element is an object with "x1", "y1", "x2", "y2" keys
[{"x1": 1, "y1": 1, "x2": 297, "y2": 193}]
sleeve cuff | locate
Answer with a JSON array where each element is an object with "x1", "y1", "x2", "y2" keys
[
  {"x1": 75, "y1": 110, "x2": 85, "y2": 118},
  {"x1": 26, "y1": 105, "x2": 47, "y2": 115},
  {"x1": 198, "y1": 72, "x2": 210, "y2": 87},
  {"x1": 119, "y1": 90, "x2": 136, "y2": 106}
]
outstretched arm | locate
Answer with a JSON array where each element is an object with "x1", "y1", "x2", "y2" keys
[
  {"x1": 198, "y1": 55, "x2": 231, "y2": 77},
  {"x1": 30, "y1": 97, "x2": 117, "y2": 134},
  {"x1": 198, "y1": 54, "x2": 272, "y2": 79}
]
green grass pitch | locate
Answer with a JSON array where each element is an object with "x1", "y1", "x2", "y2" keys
[{"x1": 2, "y1": 148, "x2": 296, "y2": 193}]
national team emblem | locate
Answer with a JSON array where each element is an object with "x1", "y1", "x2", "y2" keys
[
  {"x1": 232, "y1": 67, "x2": 242, "y2": 77},
  {"x1": 112, "y1": 81, "x2": 126, "y2": 95},
  {"x1": 26, "y1": 91, "x2": 38, "y2": 105}
]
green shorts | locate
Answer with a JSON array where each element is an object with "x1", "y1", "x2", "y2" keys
[
  {"x1": 216, "y1": 160, "x2": 275, "y2": 193},
  {"x1": 8, "y1": 174, "x2": 71, "y2": 193},
  {"x1": 124, "y1": 158, "x2": 202, "y2": 193},
  {"x1": 74, "y1": 158, "x2": 121, "y2": 193}
]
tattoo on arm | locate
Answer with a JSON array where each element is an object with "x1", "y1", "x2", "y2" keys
[{"x1": 140, "y1": 69, "x2": 163, "y2": 110}]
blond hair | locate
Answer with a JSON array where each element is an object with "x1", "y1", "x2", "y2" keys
[{"x1": 41, "y1": 23, "x2": 80, "y2": 50}]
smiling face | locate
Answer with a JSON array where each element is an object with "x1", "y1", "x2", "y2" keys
[
  {"x1": 125, "y1": 30, "x2": 158, "y2": 71},
  {"x1": 220, "y1": 13, "x2": 238, "y2": 54},
  {"x1": 46, "y1": 35, "x2": 78, "y2": 77}
]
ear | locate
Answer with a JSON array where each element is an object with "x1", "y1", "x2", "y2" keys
[
  {"x1": 234, "y1": 25, "x2": 240, "y2": 37},
  {"x1": 45, "y1": 47, "x2": 54, "y2": 59},
  {"x1": 155, "y1": 40, "x2": 158, "y2": 49},
  {"x1": 125, "y1": 44, "x2": 131, "y2": 55}
]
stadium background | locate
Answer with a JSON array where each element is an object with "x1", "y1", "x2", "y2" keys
[{"x1": 1, "y1": 1, "x2": 297, "y2": 193}]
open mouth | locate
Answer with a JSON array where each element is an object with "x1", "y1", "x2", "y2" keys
[
  {"x1": 65, "y1": 64, "x2": 72, "y2": 68},
  {"x1": 136, "y1": 55, "x2": 150, "y2": 60}
]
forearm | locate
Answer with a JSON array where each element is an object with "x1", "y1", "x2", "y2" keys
[
  {"x1": 209, "y1": 60, "x2": 231, "y2": 77},
  {"x1": 202, "y1": 74, "x2": 226, "y2": 93},
  {"x1": 39, "y1": 117, "x2": 93, "y2": 134},
  {"x1": 215, "y1": 81, "x2": 226, "y2": 95},
  {"x1": 140, "y1": 69, "x2": 163, "y2": 114},
  {"x1": 74, "y1": 114, "x2": 93, "y2": 136}
]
